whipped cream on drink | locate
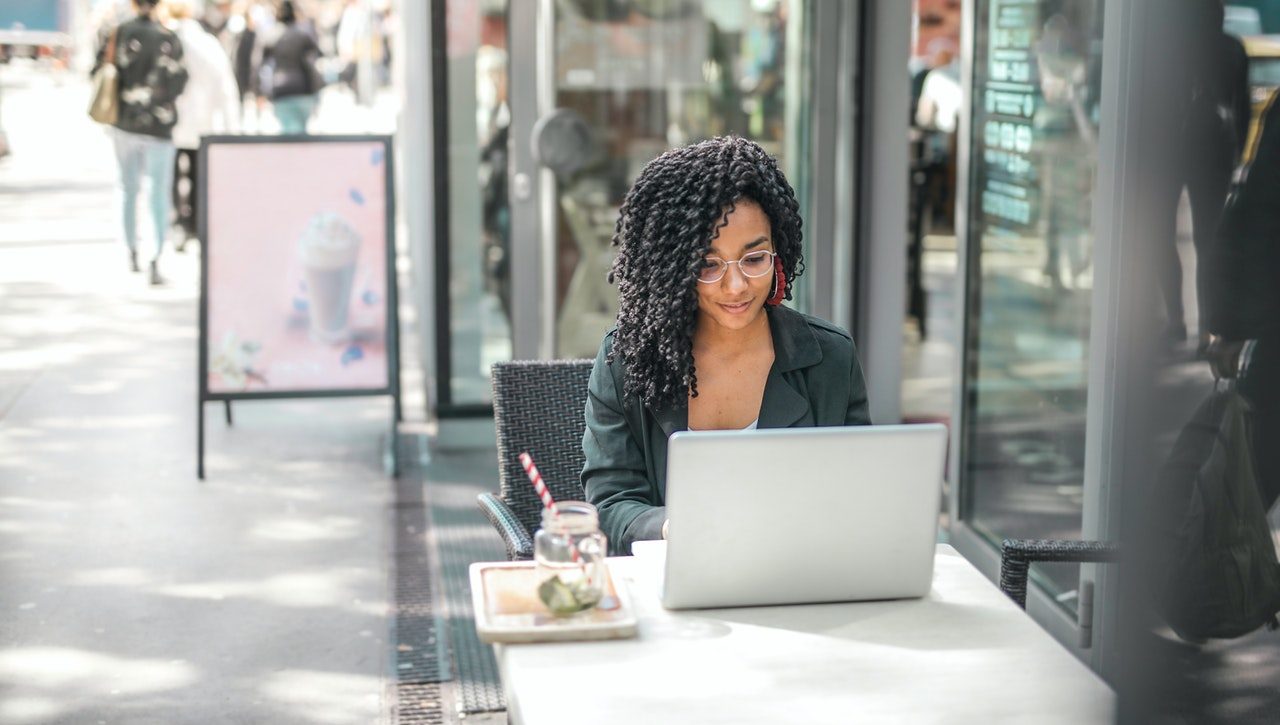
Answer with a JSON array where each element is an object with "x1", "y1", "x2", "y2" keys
[{"x1": 299, "y1": 212, "x2": 362, "y2": 344}]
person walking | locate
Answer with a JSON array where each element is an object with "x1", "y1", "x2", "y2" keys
[
  {"x1": 94, "y1": 0, "x2": 189, "y2": 285},
  {"x1": 167, "y1": 0, "x2": 240, "y2": 251},
  {"x1": 1154, "y1": 0, "x2": 1250, "y2": 350},
  {"x1": 261, "y1": 1, "x2": 322, "y2": 135},
  {"x1": 1206, "y1": 91, "x2": 1280, "y2": 510}
]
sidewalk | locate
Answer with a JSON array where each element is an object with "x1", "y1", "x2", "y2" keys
[{"x1": 0, "y1": 65, "x2": 395, "y2": 724}]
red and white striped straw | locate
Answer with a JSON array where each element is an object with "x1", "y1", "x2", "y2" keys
[
  {"x1": 519, "y1": 451, "x2": 583, "y2": 566},
  {"x1": 520, "y1": 451, "x2": 560, "y2": 517}
]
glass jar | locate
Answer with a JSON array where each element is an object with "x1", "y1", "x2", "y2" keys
[{"x1": 533, "y1": 501, "x2": 608, "y2": 616}]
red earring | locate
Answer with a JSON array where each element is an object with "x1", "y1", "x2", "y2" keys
[{"x1": 767, "y1": 258, "x2": 786, "y2": 306}]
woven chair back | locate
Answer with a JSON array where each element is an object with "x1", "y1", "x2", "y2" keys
[{"x1": 491, "y1": 360, "x2": 595, "y2": 536}]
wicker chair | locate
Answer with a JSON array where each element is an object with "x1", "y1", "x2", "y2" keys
[
  {"x1": 999, "y1": 539, "x2": 1122, "y2": 609},
  {"x1": 477, "y1": 360, "x2": 595, "y2": 560}
]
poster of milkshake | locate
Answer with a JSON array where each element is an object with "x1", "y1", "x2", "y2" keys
[{"x1": 200, "y1": 137, "x2": 395, "y2": 396}]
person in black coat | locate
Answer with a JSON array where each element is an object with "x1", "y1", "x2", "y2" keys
[
  {"x1": 260, "y1": 1, "x2": 323, "y2": 135},
  {"x1": 1155, "y1": 0, "x2": 1251, "y2": 350},
  {"x1": 93, "y1": 0, "x2": 189, "y2": 285},
  {"x1": 231, "y1": 10, "x2": 257, "y2": 104},
  {"x1": 1205, "y1": 90, "x2": 1280, "y2": 508}
]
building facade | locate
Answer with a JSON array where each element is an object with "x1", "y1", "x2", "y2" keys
[{"x1": 397, "y1": 2, "x2": 1280, "y2": 710}]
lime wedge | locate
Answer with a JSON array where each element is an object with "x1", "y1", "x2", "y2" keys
[{"x1": 537, "y1": 574, "x2": 599, "y2": 616}]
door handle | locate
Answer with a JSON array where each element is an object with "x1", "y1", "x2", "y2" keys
[{"x1": 1077, "y1": 579, "x2": 1094, "y2": 649}]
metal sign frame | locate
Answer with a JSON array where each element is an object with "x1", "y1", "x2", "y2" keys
[{"x1": 196, "y1": 134, "x2": 401, "y2": 478}]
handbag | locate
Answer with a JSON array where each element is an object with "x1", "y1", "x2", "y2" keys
[
  {"x1": 1149, "y1": 372, "x2": 1280, "y2": 640},
  {"x1": 88, "y1": 29, "x2": 119, "y2": 125}
]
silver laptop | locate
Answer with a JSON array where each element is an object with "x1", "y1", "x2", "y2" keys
[{"x1": 660, "y1": 424, "x2": 947, "y2": 610}]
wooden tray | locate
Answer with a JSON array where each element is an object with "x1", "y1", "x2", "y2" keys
[{"x1": 469, "y1": 560, "x2": 638, "y2": 644}]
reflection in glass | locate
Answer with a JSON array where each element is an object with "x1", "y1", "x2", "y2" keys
[
  {"x1": 445, "y1": 0, "x2": 513, "y2": 405},
  {"x1": 902, "y1": 0, "x2": 963, "y2": 432},
  {"x1": 961, "y1": 0, "x2": 1104, "y2": 611},
  {"x1": 549, "y1": 0, "x2": 812, "y2": 358},
  {"x1": 1131, "y1": 5, "x2": 1280, "y2": 715}
]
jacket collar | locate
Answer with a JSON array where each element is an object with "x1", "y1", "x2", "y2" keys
[
  {"x1": 765, "y1": 304, "x2": 822, "y2": 373},
  {"x1": 654, "y1": 305, "x2": 823, "y2": 436}
]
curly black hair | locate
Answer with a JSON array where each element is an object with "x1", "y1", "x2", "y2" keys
[{"x1": 607, "y1": 136, "x2": 805, "y2": 412}]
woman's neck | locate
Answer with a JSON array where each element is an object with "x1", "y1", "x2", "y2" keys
[{"x1": 693, "y1": 307, "x2": 772, "y2": 358}]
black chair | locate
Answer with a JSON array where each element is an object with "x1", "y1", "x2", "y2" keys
[
  {"x1": 999, "y1": 539, "x2": 1121, "y2": 609},
  {"x1": 477, "y1": 360, "x2": 594, "y2": 560}
]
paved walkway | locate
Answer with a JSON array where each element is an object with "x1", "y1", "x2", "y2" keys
[{"x1": 0, "y1": 64, "x2": 394, "y2": 725}]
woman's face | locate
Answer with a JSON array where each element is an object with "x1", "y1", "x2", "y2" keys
[{"x1": 695, "y1": 199, "x2": 776, "y2": 335}]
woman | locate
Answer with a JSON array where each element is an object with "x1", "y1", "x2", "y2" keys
[
  {"x1": 261, "y1": 1, "x2": 322, "y2": 134},
  {"x1": 95, "y1": 0, "x2": 189, "y2": 285},
  {"x1": 583, "y1": 136, "x2": 871, "y2": 555}
]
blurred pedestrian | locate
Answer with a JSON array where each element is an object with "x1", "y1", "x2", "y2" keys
[
  {"x1": 93, "y1": 0, "x2": 189, "y2": 285},
  {"x1": 336, "y1": 0, "x2": 382, "y2": 104},
  {"x1": 168, "y1": 0, "x2": 241, "y2": 250},
  {"x1": 261, "y1": 1, "x2": 322, "y2": 134},
  {"x1": 1155, "y1": 0, "x2": 1250, "y2": 350},
  {"x1": 199, "y1": 0, "x2": 230, "y2": 36},
  {"x1": 223, "y1": 2, "x2": 260, "y2": 122},
  {"x1": 1035, "y1": 12, "x2": 1100, "y2": 292},
  {"x1": 1206, "y1": 90, "x2": 1280, "y2": 509}
]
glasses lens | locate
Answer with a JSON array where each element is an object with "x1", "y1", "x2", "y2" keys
[
  {"x1": 740, "y1": 251, "x2": 773, "y2": 277},
  {"x1": 698, "y1": 258, "x2": 726, "y2": 282}
]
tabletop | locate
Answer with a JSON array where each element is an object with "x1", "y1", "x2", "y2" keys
[{"x1": 494, "y1": 542, "x2": 1115, "y2": 724}]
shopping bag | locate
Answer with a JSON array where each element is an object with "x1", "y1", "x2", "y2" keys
[{"x1": 1151, "y1": 379, "x2": 1280, "y2": 640}]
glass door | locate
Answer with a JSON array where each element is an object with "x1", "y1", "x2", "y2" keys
[
  {"x1": 509, "y1": 0, "x2": 820, "y2": 361},
  {"x1": 436, "y1": 0, "x2": 516, "y2": 412},
  {"x1": 956, "y1": 0, "x2": 1105, "y2": 613}
]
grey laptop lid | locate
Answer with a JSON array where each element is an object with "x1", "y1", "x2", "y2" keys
[{"x1": 661, "y1": 424, "x2": 947, "y2": 610}]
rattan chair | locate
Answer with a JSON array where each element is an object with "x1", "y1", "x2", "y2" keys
[
  {"x1": 999, "y1": 539, "x2": 1121, "y2": 609},
  {"x1": 477, "y1": 360, "x2": 594, "y2": 560}
]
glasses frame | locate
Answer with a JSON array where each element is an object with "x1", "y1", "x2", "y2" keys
[{"x1": 696, "y1": 249, "x2": 777, "y2": 284}]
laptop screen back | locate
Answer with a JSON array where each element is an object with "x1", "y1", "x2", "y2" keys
[{"x1": 661, "y1": 424, "x2": 947, "y2": 609}]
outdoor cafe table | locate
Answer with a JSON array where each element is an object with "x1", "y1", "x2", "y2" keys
[{"x1": 492, "y1": 542, "x2": 1115, "y2": 724}]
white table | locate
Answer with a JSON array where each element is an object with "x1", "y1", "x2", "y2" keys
[{"x1": 494, "y1": 543, "x2": 1114, "y2": 724}]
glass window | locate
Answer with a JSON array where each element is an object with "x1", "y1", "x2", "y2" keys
[
  {"x1": 439, "y1": 0, "x2": 815, "y2": 398},
  {"x1": 548, "y1": 0, "x2": 814, "y2": 358},
  {"x1": 442, "y1": 0, "x2": 514, "y2": 406},
  {"x1": 902, "y1": 0, "x2": 963, "y2": 430},
  {"x1": 960, "y1": 0, "x2": 1105, "y2": 612}
]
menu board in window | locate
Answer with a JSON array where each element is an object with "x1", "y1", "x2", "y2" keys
[{"x1": 960, "y1": 0, "x2": 1104, "y2": 612}]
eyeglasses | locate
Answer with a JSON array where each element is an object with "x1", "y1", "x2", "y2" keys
[{"x1": 697, "y1": 249, "x2": 776, "y2": 284}]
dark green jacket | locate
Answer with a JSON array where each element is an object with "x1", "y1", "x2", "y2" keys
[{"x1": 582, "y1": 305, "x2": 872, "y2": 555}]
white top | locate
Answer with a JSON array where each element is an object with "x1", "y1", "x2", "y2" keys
[
  {"x1": 686, "y1": 418, "x2": 758, "y2": 432},
  {"x1": 172, "y1": 19, "x2": 241, "y2": 150},
  {"x1": 494, "y1": 543, "x2": 1115, "y2": 725}
]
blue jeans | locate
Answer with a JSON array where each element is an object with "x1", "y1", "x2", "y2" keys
[
  {"x1": 273, "y1": 95, "x2": 318, "y2": 135},
  {"x1": 112, "y1": 128, "x2": 176, "y2": 260}
]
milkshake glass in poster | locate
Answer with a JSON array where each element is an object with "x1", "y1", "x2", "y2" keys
[{"x1": 202, "y1": 137, "x2": 394, "y2": 395}]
